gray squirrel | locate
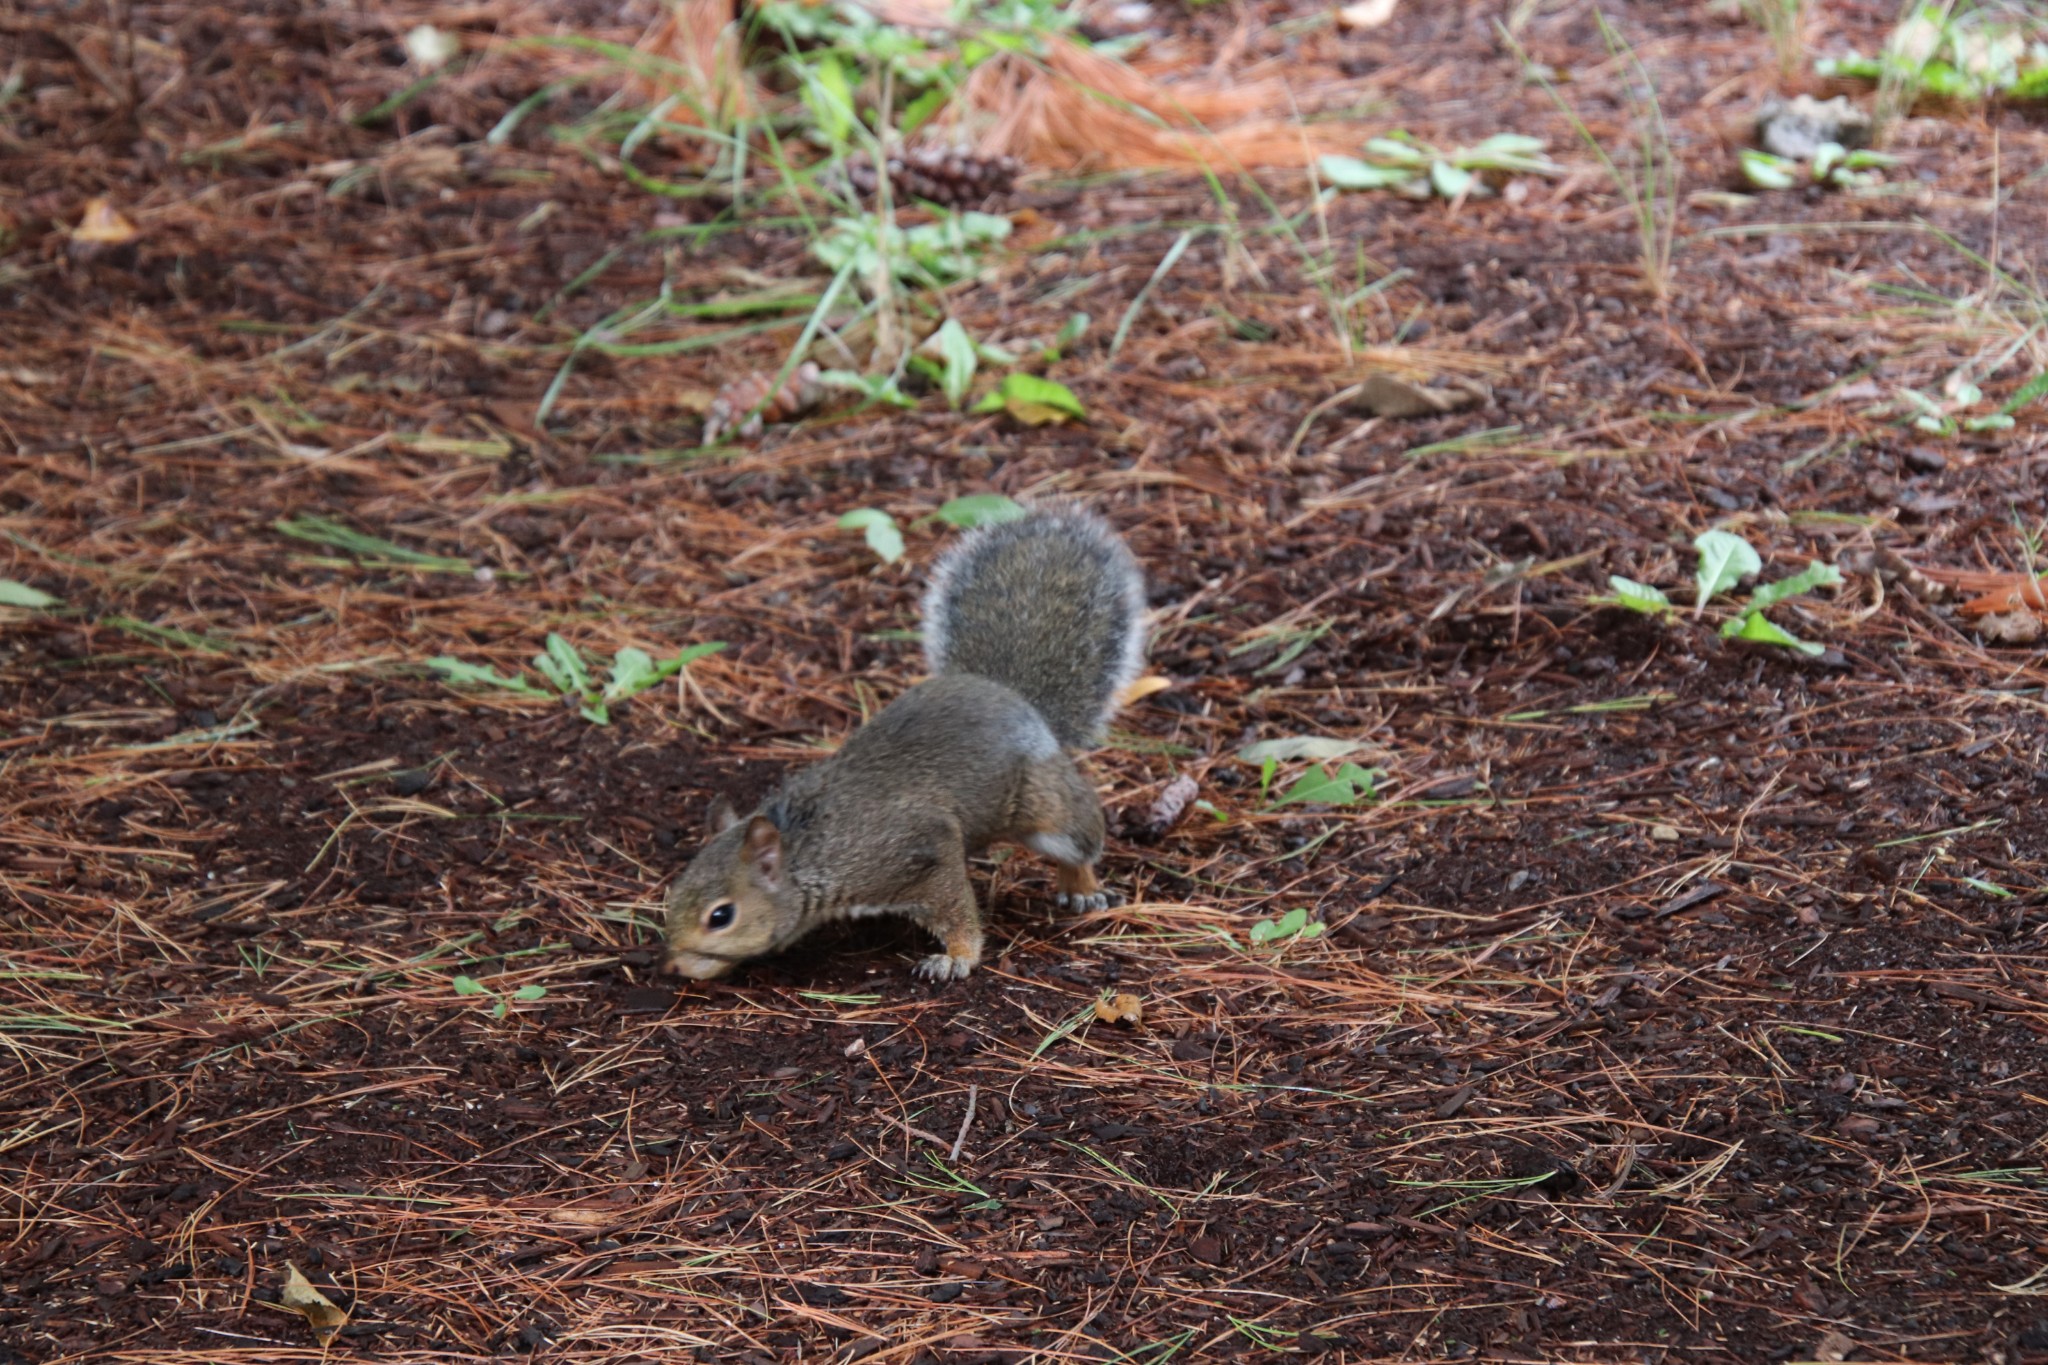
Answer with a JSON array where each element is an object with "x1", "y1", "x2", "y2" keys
[{"x1": 662, "y1": 505, "x2": 1147, "y2": 983}]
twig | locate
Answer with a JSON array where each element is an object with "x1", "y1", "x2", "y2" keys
[{"x1": 948, "y1": 1084, "x2": 977, "y2": 1162}]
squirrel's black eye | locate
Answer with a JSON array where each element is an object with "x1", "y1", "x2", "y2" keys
[{"x1": 705, "y1": 902, "x2": 736, "y2": 931}]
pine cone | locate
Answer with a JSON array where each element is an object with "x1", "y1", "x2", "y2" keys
[
  {"x1": 702, "y1": 361, "x2": 823, "y2": 444},
  {"x1": 843, "y1": 145, "x2": 1022, "y2": 209}
]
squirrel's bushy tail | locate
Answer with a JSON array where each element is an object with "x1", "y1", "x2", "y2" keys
[{"x1": 922, "y1": 506, "x2": 1145, "y2": 748}]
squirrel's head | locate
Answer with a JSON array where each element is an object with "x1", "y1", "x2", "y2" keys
[{"x1": 661, "y1": 799, "x2": 790, "y2": 980}]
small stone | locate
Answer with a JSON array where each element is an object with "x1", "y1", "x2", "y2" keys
[{"x1": 1903, "y1": 446, "x2": 1948, "y2": 473}]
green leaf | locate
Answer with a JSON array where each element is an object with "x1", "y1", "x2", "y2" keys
[
  {"x1": 1747, "y1": 560, "x2": 1843, "y2": 612},
  {"x1": 1429, "y1": 159, "x2": 1478, "y2": 199},
  {"x1": 1248, "y1": 916, "x2": 1280, "y2": 944},
  {"x1": 1048, "y1": 311, "x2": 1091, "y2": 360},
  {"x1": 512, "y1": 984, "x2": 548, "y2": 1001},
  {"x1": 1605, "y1": 575, "x2": 1674, "y2": 615},
  {"x1": 1364, "y1": 135, "x2": 1431, "y2": 166},
  {"x1": 1694, "y1": 530, "x2": 1762, "y2": 611},
  {"x1": 579, "y1": 700, "x2": 610, "y2": 726},
  {"x1": 0, "y1": 579, "x2": 59, "y2": 609},
  {"x1": 1236, "y1": 736, "x2": 1364, "y2": 764},
  {"x1": 1334, "y1": 762, "x2": 1383, "y2": 800},
  {"x1": 936, "y1": 494, "x2": 1026, "y2": 529},
  {"x1": 1317, "y1": 154, "x2": 1415, "y2": 191},
  {"x1": 1811, "y1": 141, "x2": 1846, "y2": 181},
  {"x1": 837, "y1": 507, "x2": 904, "y2": 564},
  {"x1": 534, "y1": 633, "x2": 595, "y2": 700},
  {"x1": 426, "y1": 656, "x2": 549, "y2": 697},
  {"x1": 1999, "y1": 372, "x2": 2048, "y2": 415},
  {"x1": 1271, "y1": 764, "x2": 1363, "y2": 808},
  {"x1": 1965, "y1": 413, "x2": 2017, "y2": 432},
  {"x1": 933, "y1": 318, "x2": 977, "y2": 409},
  {"x1": 605, "y1": 646, "x2": 661, "y2": 699},
  {"x1": 274, "y1": 515, "x2": 472, "y2": 573},
  {"x1": 1721, "y1": 609, "x2": 1825, "y2": 656},
  {"x1": 971, "y1": 372, "x2": 1085, "y2": 425},
  {"x1": 900, "y1": 86, "x2": 947, "y2": 136},
  {"x1": 807, "y1": 55, "x2": 854, "y2": 144},
  {"x1": 452, "y1": 975, "x2": 487, "y2": 996},
  {"x1": 1738, "y1": 148, "x2": 1799, "y2": 191}
]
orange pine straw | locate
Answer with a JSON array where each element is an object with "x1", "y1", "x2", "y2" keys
[
  {"x1": 634, "y1": 0, "x2": 757, "y2": 126},
  {"x1": 1912, "y1": 564, "x2": 2048, "y2": 617},
  {"x1": 630, "y1": 0, "x2": 1349, "y2": 170}
]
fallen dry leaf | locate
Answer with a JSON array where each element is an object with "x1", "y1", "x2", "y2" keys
[
  {"x1": 1118, "y1": 675, "x2": 1172, "y2": 705},
  {"x1": 1973, "y1": 609, "x2": 2044, "y2": 644},
  {"x1": 1958, "y1": 577, "x2": 2048, "y2": 617},
  {"x1": 276, "y1": 1265, "x2": 347, "y2": 1346},
  {"x1": 1352, "y1": 372, "x2": 1487, "y2": 419},
  {"x1": 72, "y1": 199, "x2": 138, "y2": 245},
  {"x1": 1094, "y1": 992, "x2": 1143, "y2": 1025}
]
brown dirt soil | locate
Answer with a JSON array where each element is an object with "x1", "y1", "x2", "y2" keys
[{"x1": 4, "y1": 1, "x2": 2048, "y2": 1362}]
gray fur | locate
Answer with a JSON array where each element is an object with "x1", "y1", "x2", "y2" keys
[{"x1": 922, "y1": 505, "x2": 1146, "y2": 748}]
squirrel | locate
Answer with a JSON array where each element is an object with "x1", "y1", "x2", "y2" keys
[{"x1": 661, "y1": 505, "x2": 1146, "y2": 983}]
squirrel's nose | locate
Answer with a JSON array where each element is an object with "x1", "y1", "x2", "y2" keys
[{"x1": 660, "y1": 950, "x2": 729, "y2": 981}]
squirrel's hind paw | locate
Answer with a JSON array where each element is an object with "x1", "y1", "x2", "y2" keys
[
  {"x1": 914, "y1": 952, "x2": 977, "y2": 983},
  {"x1": 1055, "y1": 887, "x2": 1124, "y2": 912}
]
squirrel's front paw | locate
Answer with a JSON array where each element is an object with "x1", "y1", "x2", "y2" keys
[
  {"x1": 1055, "y1": 886, "x2": 1124, "y2": 912},
  {"x1": 914, "y1": 952, "x2": 977, "y2": 983}
]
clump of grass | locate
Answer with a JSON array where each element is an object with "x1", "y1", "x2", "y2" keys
[
  {"x1": 1738, "y1": 0, "x2": 1810, "y2": 82},
  {"x1": 1499, "y1": 11, "x2": 1679, "y2": 300}
]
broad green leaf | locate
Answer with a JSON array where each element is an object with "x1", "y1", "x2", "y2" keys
[
  {"x1": 1606, "y1": 575, "x2": 1673, "y2": 615},
  {"x1": 606, "y1": 646, "x2": 660, "y2": 698},
  {"x1": 1811, "y1": 141, "x2": 1846, "y2": 181},
  {"x1": 937, "y1": 494, "x2": 1025, "y2": 528},
  {"x1": 535, "y1": 634, "x2": 595, "y2": 700},
  {"x1": 579, "y1": 701, "x2": 610, "y2": 726},
  {"x1": 1364, "y1": 135, "x2": 1430, "y2": 166},
  {"x1": 972, "y1": 372, "x2": 1085, "y2": 425},
  {"x1": 0, "y1": 579, "x2": 59, "y2": 608},
  {"x1": 933, "y1": 318, "x2": 977, "y2": 409},
  {"x1": 1747, "y1": 560, "x2": 1843, "y2": 612},
  {"x1": 900, "y1": 86, "x2": 947, "y2": 136},
  {"x1": 807, "y1": 55, "x2": 854, "y2": 144},
  {"x1": 1237, "y1": 736, "x2": 1363, "y2": 764},
  {"x1": 452, "y1": 975, "x2": 487, "y2": 996},
  {"x1": 1965, "y1": 413, "x2": 2017, "y2": 432},
  {"x1": 1721, "y1": 609, "x2": 1825, "y2": 656},
  {"x1": 1738, "y1": 148, "x2": 1799, "y2": 190},
  {"x1": 1276, "y1": 907, "x2": 1308, "y2": 937},
  {"x1": 600, "y1": 641, "x2": 722, "y2": 704},
  {"x1": 513, "y1": 984, "x2": 548, "y2": 1001},
  {"x1": 838, "y1": 507, "x2": 904, "y2": 564},
  {"x1": 1429, "y1": 160, "x2": 1477, "y2": 199},
  {"x1": 1694, "y1": 530, "x2": 1762, "y2": 611},
  {"x1": 1334, "y1": 762, "x2": 1383, "y2": 800},
  {"x1": 426, "y1": 656, "x2": 549, "y2": 697},
  {"x1": 1317, "y1": 155, "x2": 1414, "y2": 191},
  {"x1": 1271, "y1": 764, "x2": 1362, "y2": 807}
]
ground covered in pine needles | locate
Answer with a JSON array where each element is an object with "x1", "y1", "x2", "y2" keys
[{"x1": 5, "y1": 1, "x2": 2048, "y2": 1361}]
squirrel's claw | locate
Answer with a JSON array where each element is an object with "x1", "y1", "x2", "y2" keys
[
  {"x1": 1055, "y1": 888, "x2": 1124, "y2": 912},
  {"x1": 914, "y1": 952, "x2": 976, "y2": 983}
]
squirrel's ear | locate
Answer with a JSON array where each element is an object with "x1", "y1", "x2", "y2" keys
[
  {"x1": 705, "y1": 796, "x2": 740, "y2": 836},
  {"x1": 742, "y1": 816, "x2": 782, "y2": 885}
]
